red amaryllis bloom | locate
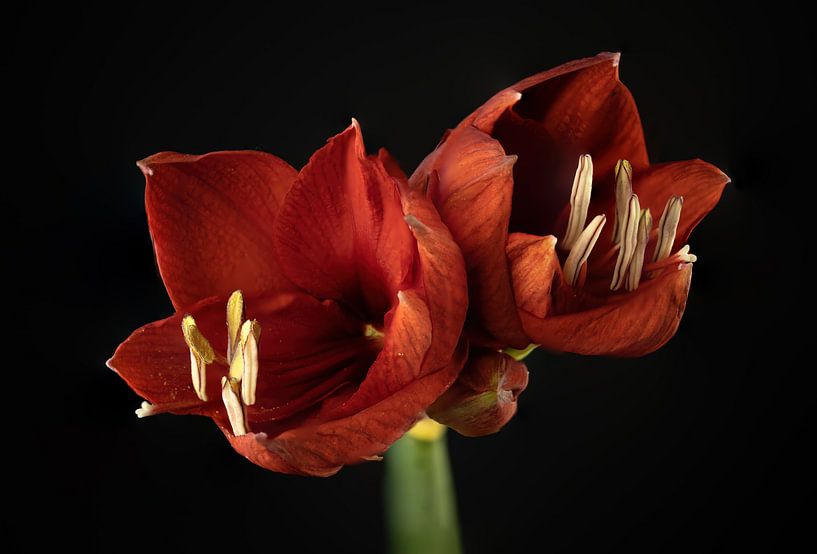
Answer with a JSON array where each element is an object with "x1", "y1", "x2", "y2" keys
[
  {"x1": 413, "y1": 52, "x2": 729, "y2": 356},
  {"x1": 108, "y1": 121, "x2": 468, "y2": 476}
]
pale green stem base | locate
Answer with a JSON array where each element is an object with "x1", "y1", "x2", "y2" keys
[{"x1": 384, "y1": 428, "x2": 462, "y2": 554}]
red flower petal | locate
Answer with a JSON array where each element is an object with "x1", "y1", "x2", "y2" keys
[
  {"x1": 633, "y1": 159, "x2": 731, "y2": 247},
  {"x1": 411, "y1": 125, "x2": 528, "y2": 348},
  {"x1": 140, "y1": 151, "x2": 298, "y2": 310},
  {"x1": 107, "y1": 297, "x2": 227, "y2": 417},
  {"x1": 505, "y1": 232, "x2": 562, "y2": 319},
  {"x1": 509, "y1": 229, "x2": 693, "y2": 356},
  {"x1": 227, "y1": 339, "x2": 468, "y2": 476},
  {"x1": 273, "y1": 121, "x2": 416, "y2": 319},
  {"x1": 428, "y1": 348, "x2": 529, "y2": 437},
  {"x1": 472, "y1": 53, "x2": 647, "y2": 239}
]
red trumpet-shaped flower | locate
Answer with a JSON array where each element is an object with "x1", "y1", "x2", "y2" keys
[
  {"x1": 413, "y1": 52, "x2": 729, "y2": 356},
  {"x1": 108, "y1": 121, "x2": 468, "y2": 476}
]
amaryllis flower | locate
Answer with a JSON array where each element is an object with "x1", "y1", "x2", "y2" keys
[
  {"x1": 413, "y1": 52, "x2": 729, "y2": 356},
  {"x1": 108, "y1": 121, "x2": 468, "y2": 476}
]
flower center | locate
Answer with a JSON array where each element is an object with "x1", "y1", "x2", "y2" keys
[
  {"x1": 559, "y1": 155, "x2": 695, "y2": 291},
  {"x1": 181, "y1": 290, "x2": 260, "y2": 436}
]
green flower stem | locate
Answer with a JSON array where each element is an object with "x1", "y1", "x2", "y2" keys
[{"x1": 384, "y1": 421, "x2": 462, "y2": 554}]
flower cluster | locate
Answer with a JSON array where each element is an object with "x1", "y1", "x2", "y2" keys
[{"x1": 109, "y1": 53, "x2": 728, "y2": 476}]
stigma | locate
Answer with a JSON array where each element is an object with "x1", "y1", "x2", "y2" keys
[
  {"x1": 176, "y1": 290, "x2": 261, "y2": 436},
  {"x1": 560, "y1": 155, "x2": 693, "y2": 292}
]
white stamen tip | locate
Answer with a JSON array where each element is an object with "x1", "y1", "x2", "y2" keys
[
  {"x1": 563, "y1": 214, "x2": 606, "y2": 287},
  {"x1": 562, "y1": 154, "x2": 593, "y2": 250},
  {"x1": 135, "y1": 401, "x2": 157, "y2": 418}
]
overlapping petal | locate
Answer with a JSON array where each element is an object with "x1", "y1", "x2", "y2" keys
[
  {"x1": 273, "y1": 121, "x2": 416, "y2": 319},
  {"x1": 228, "y1": 340, "x2": 468, "y2": 477},
  {"x1": 411, "y1": 126, "x2": 527, "y2": 348},
  {"x1": 633, "y1": 160, "x2": 730, "y2": 247}
]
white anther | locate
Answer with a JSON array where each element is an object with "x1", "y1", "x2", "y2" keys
[
  {"x1": 611, "y1": 194, "x2": 641, "y2": 290},
  {"x1": 612, "y1": 160, "x2": 633, "y2": 244},
  {"x1": 626, "y1": 209, "x2": 653, "y2": 291},
  {"x1": 563, "y1": 214, "x2": 606, "y2": 287},
  {"x1": 135, "y1": 401, "x2": 158, "y2": 418},
  {"x1": 221, "y1": 377, "x2": 249, "y2": 436},
  {"x1": 653, "y1": 196, "x2": 684, "y2": 262},
  {"x1": 675, "y1": 244, "x2": 697, "y2": 263},
  {"x1": 562, "y1": 154, "x2": 593, "y2": 250}
]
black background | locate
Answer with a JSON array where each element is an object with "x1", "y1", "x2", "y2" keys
[{"x1": 7, "y1": 2, "x2": 814, "y2": 552}]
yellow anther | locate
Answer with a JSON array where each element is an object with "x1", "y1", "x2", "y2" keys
[
  {"x1": 221, "y1": 376, "x2": 249, "y2": 436},
  {"x1": 653, "y1": 196, "x2": 684, "y2": 262},
  {"x1": 226, "y1": 290, "x2": 244, "y2": 363},
  {"x1": 626, "y1": 209, "x2": 653, "y2": 291},
  {"x1": 563, "y1": 214, "x2": 606, "y2": 287},
  {"x1": 611, "y1": 194, "x2": 641, "y2": 291},
  {"x1": 562, "y1": 154, "x2": 593, "y2": 251},
  {"x1": 612, "y1": 159, "x2": 633, "y2": 244},
  {"x1": 181, "y1": 315, "x2": 215, "y2": 363},
  {"x1": 182, "y1": 315, "x2": 214, "y2": 401}
]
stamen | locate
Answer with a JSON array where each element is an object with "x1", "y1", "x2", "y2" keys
[
  {"x1": 563, "y1": 215, "x2": 606, "y2": 287},
  {"x1": 190, "y1": 350, "x2": 207, "y2": 402},
  {"x1": 182, "y1": 315, "x2": 214, "y2": 401},
  {"x1": 610, "y1": 194, "x2": 641, "y2": 290},
  {"x1": 562, "y1": 154, "x2": 593, "y2": 250},
  {"x1": 653, "y1": 196, "x2": 684, "y2": 262},
  {"x1": 226, "y1": 290, "x2": 244, "y2": 363},
  {"x1": 612, "y1": 160, "x2": 633, "y2": 244},
  {"x1": 181, "y1": 315, "x2": 215, "y2": 362},
  {"x1": 221, "y1": 377, "x2": 249, "y2": 436},
  {"x1": 626, "y1": 209, "x2": 653, "y2": 291},
  {"x1": 674, "y1": 244, "x2": 697, "y2": 263},
  {"x1": 240, "y1": 320, "x2": 260, "y2": 406},
  {"x1": 135, "y1": 401, "x2": 158, "y2": 418}
]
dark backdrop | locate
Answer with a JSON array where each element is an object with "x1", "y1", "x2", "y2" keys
[{"x1": 8, "y1": 2, "x2": 813, "y2": 553}]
